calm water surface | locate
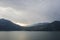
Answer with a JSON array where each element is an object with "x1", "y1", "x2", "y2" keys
[{"x1": 0, "y1": 31, "x2": 60, "y2": 40}]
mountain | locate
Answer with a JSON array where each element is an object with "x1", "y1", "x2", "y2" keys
[
  {"x1": 0, "y1": 19, "x2": 22, "y2": 31},
  {"x1": 47, "y1": 21, "x2": 60, "y2": 31},
  {"x1": 24, "y1": 21, "x2": 60, "y2": 31},
  {"x1": 23, "y1": 23, "x2": 49, "y2": 31},
  {"x1": 0, "y1": 19, "x2": 60, "y2": 31}
]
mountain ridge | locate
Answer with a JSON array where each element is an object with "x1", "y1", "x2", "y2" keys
[{"x1": 0, "y1": 19, "x2": 60, "y2": 31}]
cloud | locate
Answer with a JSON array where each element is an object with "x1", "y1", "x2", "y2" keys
[
  {"x1": 0, "y1": 0, "x2": 60, "y2": 24},
  {"x1": 0, "y1": 7, "x2": 29, "y2": 23}
]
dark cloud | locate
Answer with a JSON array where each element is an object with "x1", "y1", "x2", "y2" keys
[{"x1": 0, "y1": 0, "x2": 60, "y2": 24}]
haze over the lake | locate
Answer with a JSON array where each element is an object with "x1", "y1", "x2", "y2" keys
[{"x1": 0, "y1": 0, "x2": 60, "y2": 25}]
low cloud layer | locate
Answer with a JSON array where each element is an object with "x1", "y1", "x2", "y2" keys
[{"x1": 0, "y1": 0, "x2": 60, "y2": 24}]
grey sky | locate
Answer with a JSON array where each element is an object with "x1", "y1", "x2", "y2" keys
[{"x1": 0, "y1": 0, "x2": 60, "y2": 24}]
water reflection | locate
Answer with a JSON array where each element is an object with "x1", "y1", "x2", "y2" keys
[
  {"x1": 8, "y1": 31, "x2": 28, "y2": 40},
  {"x1": 0, "y1": 31, "x2": 60, "y2": 40}
]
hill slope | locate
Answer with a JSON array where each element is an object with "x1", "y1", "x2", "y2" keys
[{"x1": 0, "y1": 19, "x2": 22, "y2": 31}]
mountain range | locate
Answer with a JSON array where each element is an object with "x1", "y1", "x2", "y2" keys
[{"x1": 0, "y1": 19, "x2": 60, "y2": 31}]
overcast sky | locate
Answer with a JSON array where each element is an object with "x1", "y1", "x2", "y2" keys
[{"x1": 0, "y1": 0, "x2": 60, "y2": 24}]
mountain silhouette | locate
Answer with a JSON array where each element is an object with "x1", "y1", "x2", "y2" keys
[
  {"x1": 0, "y1": 19, "x2": 60, "y2": 31},
  {"x1": 23, "y1": 23, "x2": 49, "y2": 31},
  {"x1": 0, "y1": 19, "x2": 22, "y2": 31},
  {"x1": 24, "y1": 21, "x2": 60, "y2": 31},
  {"x1": 47, "y1": 21, "x2": 60, "y2": 31}
]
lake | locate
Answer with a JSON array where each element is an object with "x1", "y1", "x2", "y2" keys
[{"x1": 0, "y1": 31, "x2": 60, "y2": 40}]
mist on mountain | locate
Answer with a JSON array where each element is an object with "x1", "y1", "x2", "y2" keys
[
  {"x1": 23, "y1": 21, "x2": 60, "y2": 31},
  {"x1": 0, "y1": 19, "x2": 60, "y2": 31}
]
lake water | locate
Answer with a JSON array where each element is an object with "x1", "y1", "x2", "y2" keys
[{"x1": 0, "y1": 31, "x2": 60, "y2": 40}]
